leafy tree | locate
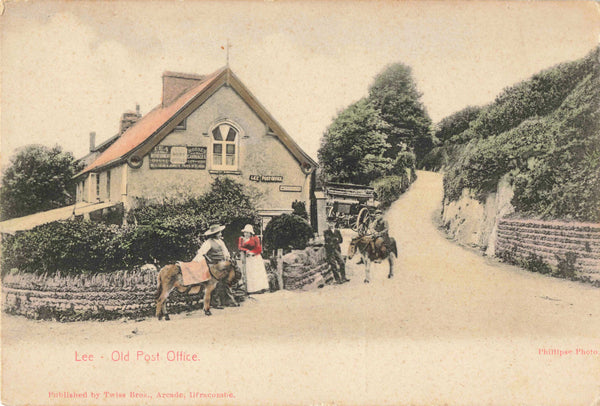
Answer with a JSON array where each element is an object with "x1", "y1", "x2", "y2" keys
[
  {"x1": 1, "y1": 145, "x2": 83, "y2": 220},
  {"x1": 318, "y1": 98, "x2": 392, "y2": 185},
  {"x1": 368, "y1": 63, "x2": 433, "y2": 165}
]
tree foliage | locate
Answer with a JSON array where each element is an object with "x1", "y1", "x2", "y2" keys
[
  {"x1": 291, "y1": 200, "x2": 308, "y2": 220},
  {"x1": 318, "y1": 63, "x2": 430, "y2": 186},
  {"x1": 318, "y1": 99, "x2": 393, "y2": 184},
  {"x1": 435, "y1": 105, "x2": 483, "y2": 143},
  {"x1": 1, "y1": 145, "x2": 83, "y2": 220},
  {"x1": 368, "y1": 63, "x2": 434, "y2": 164}
]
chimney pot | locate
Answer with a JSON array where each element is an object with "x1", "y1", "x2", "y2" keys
[{"x1": 89, "y1": 132, "x2": 96, "y2": 152}]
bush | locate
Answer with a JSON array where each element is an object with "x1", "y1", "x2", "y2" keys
[
  {"x1": 262, "y1": 214, "x2": 314, "y2": 253},
  {"x1": 127, "y1": 177, "x2": 258, "y2": 253},
  {"x1": 372, "y1": 174, "x2": 410, "y2": 209},
  {"x1": 292, "y1": 200, "x2": 308, "y2": 220},
  {"x1": 1, "y1": 220, "x2": 116, "y2": 275},
  {"x1": 2, "y1": 178, "x2": 258, "y2": 275}
]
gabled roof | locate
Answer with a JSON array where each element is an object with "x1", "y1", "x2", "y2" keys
[{"x1": 76, "y1": 67, "x2": 317, "y2": 177}]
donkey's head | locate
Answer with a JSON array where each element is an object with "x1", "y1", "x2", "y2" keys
[
  {"x1": 347, "y1": 235, "x2": 372, "y2": 260},
  {"x1": 347, "y1": 236, "x2": 362, "y2": 259}
]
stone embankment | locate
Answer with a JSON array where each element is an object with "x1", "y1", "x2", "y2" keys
[
  {"x1": 442, "y1": 174, "x2": 599, "y2": 279},
  {"x1": 496, "y1": 218, "x2": 600, "y2": 278}
]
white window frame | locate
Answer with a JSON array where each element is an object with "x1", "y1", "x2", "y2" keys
[{"x1": 209, "y1": 121, "x2": 241, "y2": 171}]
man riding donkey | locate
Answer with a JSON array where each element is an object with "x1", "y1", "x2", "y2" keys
[
  {"x1": 367, "y1": 210, "x2": 392, "y2": 260},
  {"x1": 192, "y1": 224, "x2": 236, "y2": 308}
]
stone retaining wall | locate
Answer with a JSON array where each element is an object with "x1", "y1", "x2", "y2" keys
[
  {"x1": 496, "y1": 218, "x2": 600, "y2": 277},
  {"x1": 1, "y1": 267, "x2": 235, "y2": 321},
  {"x1": 281, "y1": 246, "x2": 335, "y2": 290}
]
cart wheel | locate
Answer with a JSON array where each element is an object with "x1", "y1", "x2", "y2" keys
[{"x1": 355, "y1": 207, "x2": 371, "y2": 235}]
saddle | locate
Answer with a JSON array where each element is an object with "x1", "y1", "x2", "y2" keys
[
  {"x1": 369, "y1": 236, "x2": 388, "y2": 262},
  {"x1": 178, "y1": 258, "x2": 211, "y2": 285}
]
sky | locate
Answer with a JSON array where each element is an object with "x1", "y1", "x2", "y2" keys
[{"x1": 1, "y1": 1, "x2": 599, "y2": 166}]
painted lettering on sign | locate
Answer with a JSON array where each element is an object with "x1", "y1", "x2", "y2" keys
[
  {"x1": 249, "y1": 175, "x2": 284, "y2": 183},
  {"x1": 279, "y1": 185, "x2": 302, "y2": 192},
  {"x1": 150, "y1": 146, "x2": 207, "y2": 169}
]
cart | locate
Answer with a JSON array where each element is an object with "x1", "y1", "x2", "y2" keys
[{"x1": 324, "y1": 183, "x2": 379, "y2": 234}]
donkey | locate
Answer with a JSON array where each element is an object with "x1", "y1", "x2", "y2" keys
[
  {"x1": 155, "y1": 260, "x2": 240, "y2": 320},
  {"x1": 348, "y1": 234, "x2": 397, "y2": 283}
]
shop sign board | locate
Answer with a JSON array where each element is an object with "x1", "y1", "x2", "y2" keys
[{"x1": 149, "y1": 145, "x2": 207, "y2": 169}]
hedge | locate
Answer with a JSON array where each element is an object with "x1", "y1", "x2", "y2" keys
[{"x1": 1, "y1": 178, "x2": 258, "y2": 275}]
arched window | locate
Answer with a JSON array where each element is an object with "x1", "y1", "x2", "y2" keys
[{"x1": 211, "y1": 122, "x2": 239, "y2": 170}]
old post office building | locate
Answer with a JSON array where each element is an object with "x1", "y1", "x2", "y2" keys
[{"x1": 74, "y1": 68, "x2": 317, "y2": 228}]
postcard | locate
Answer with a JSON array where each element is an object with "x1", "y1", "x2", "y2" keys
[{"x1": 1, "y1": 1, "x2": 600, "y2": 405}]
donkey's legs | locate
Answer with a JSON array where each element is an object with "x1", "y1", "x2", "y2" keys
[
  {"x1": 364, "y1": 257, "x2": 371, "y2": 283},
  {"x1": 203, "y1": 281, "x2": 217, "y2": 316},
  {"x1": 156, "y1": 288, "x2": 171, "y2": 320},
  {"x1": 388, "y1": 252, "x2": 396, "y2": 279},
  {"x1": 224, "y1": 285, "x2": 239, "y2": 307},
  {"x1": 162, "y1": 300, "x2": 170, "y2": 321}
]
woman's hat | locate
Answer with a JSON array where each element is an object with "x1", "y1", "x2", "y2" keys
[
  {"x1": 204, "y1": 224, "x2": 225, "y2": 236},
  {"x1": 241, "y1": 224, "x2": 255, "y2": 235}
]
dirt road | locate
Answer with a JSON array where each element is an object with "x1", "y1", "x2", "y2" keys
[{"x1": 3, "y1": 171, "x2": 600, "y2": 406}]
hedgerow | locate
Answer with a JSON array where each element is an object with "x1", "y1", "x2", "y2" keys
[
  {"x1": 442, "y1": 47, "x2": 600, "y2": 222},
  {"x1": 1, "y1": 178, "x2": 258, "y2": 275},
  {"x1": 372, "y1": 173, "x2": 411, "y2": 210}
]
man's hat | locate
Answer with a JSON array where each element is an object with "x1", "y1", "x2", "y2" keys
[{"x1": 204, "y1": 224, "x2": 225, "y2": 236}]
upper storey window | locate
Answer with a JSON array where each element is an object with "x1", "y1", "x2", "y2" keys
[{"x1": 211, "y1": 122, "x2": 238, "y2": 170}]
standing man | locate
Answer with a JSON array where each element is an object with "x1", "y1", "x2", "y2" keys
[{"x1": 324, "y1": 224, "x2": 349, "y2": 284}]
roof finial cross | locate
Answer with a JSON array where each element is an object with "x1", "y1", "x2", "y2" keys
[{"x1": 226, "y1": 39, "x2": 231, "y2": 67}]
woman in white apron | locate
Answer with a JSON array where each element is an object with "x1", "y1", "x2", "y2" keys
[{"x1": 238, "y1": 224, "x2": 270, "y2": 294}]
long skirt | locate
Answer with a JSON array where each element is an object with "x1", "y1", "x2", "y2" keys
[{"x1": 245, "y1": 254, "x2": 270, "y2": 293}]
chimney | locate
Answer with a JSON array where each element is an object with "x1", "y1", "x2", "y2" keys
[
  {"x1": 89, "y1": 132, "x2": 96, "y2": 152},
  {"x1": 119, "y1": 105, "x2": 142, "y2": 134},
  {"x1": 162, "y1": 71, "x2": 205, "y2": 107}
]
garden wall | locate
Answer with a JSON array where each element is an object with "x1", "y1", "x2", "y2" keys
[
  {"x1": 443, "y1": 175, "x2": 600, "y2": 281},
  {"x1": 496, "y1": 218, "x2": 600, "y2": 279},
  {"x1": 281, "y1": 246, "x2": 335, "y2": 290},
  {"x1": 1, "y1": 267, "x2": 226, "y2": 321},
  {"x1": 2, "y1": 246, "x2": 335, "y2": 321}
]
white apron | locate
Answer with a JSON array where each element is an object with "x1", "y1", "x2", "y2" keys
[{"x1": 245, "y1": 254, "x2": 269, "y2": 293}]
